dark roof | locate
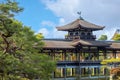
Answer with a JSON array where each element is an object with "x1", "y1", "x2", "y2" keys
[
  {"x1": 72, "y1": 40, "x2": 111, "y2": 47},
  {"x1": 107, "y1": 42, "x2": 120, "y2": 49},
  {"x1": 56, "y1": 19, "x2": 104, "y2": 31},
  {"x1": 42, "y1": 39, "x2": 75, "y2": 49},
  {"x1": 42, "y1": 39, "x2": 112, "y2": 49}
]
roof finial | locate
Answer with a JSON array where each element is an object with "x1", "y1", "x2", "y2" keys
[{"x1": 77, "y1": 11, "x2": 84, "y2": 20}]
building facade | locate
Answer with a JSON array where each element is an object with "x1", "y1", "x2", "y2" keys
[{"x1": 40, "y1": 18, "x2": 120, "y2": 80}]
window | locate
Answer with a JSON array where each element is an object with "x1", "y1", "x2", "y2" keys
[
  {"x1": 87, "y1": 32, "x2": 91, "y2": 35},
  {"x1": 75, "y1": 32, "x2": 78, "y2": 35},
  {"x1": 69, "y1": 32, "x2": 73, "y2": 36},
  {"x1": 81, "y1": 32, "x2": 85, "y2": 35}
]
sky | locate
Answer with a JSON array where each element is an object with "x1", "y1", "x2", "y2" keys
[{"x1": 13, "y1": 0, "x2": 120, "y2": 39}]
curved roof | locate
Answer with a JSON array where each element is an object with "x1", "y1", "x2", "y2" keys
[
  {"x1": 107, "y1": 42, "x2": 120, "y2": 49},
  {"x1": 56, "y1": 19, "x2": 105, "y2": 31},
  {"x1": 72, "y1": 40, "x2": 111, "y2": 47},
  {"x1": 42, "y1": 39, "x2": 74, "y2": 49},
  {"x1": 42, "y1": 39, "x2": 111, "y2": 49}
]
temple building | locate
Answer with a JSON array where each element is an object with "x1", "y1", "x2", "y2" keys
[{"x1": 40, "y1": 18, "x2": 120, "y2": 80}]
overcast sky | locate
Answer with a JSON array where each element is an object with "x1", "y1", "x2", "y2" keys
[{"x1": 15, "y1": 0, "x2": 120, "y2": 40}]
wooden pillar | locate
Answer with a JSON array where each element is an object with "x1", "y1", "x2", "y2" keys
[
  {"x1": 52, "y1": 71, "x2": 54, "y2": 80},
  {"x1": 63, "y1": 68, "x2": 66, "y2": 78},
  {"x1": 93, "y1": 52, "x2": 96, "y2": 61},
  {"x1": 103, "y1": 50, "x2": 107, "y2": 59},
  {"x1": 62, "y1": 50, "x2": 66, "y2": 61},
  {"x1": 94, "y1": 67, "x2": 97, "y2": 75},
  {"x1": 88, "y1": 47, "x2": 90, "y2": 61},
  {"x1": 72, "y1": 68, "x2": 74, "y2": 76},
  {"x1": 105, "y1": 68, "x2": 108, "y2": 80},
  {"x1": 62, "y1": 52, "x2": 64, "y2": 61},
  {"x1": 92, "y1": 68, "x2": 94, "y2": 76},
  {"x1": 64, "y1": 50, "x2": 66, "y2": 61},
  {"x1": 70, "y1": 68, "x2": 72, "y2": 76},
  {"x1": 113, "y1": 50, "x2": 117, "y2": 67},
  {"x1": 98, "y1": 67, "x2": 100, "y2": 79},
  {"x1": 63, "y1": 65, "x2": 67, "y2": 80},
  {"x1": 51, "y1": 50, "x2": 55, "y2": 60},
  {"x1": 97, "y1": 48, "x2": 99, "y2": 60},
  {"x1": 83, "y1": 52, "x2": 85, "y2": 61},
  {"x1": 53, "y1": 51, "x2": 55, "y2": 60},
  {"x1": 60, "y1": 68, "x2": 63, "y2": 77},
  {"x1": 76, "y1": 49, "x2": 80, "y2": 61},
  {"x1": 75, "y1": 50, "x2": 78, "y2": 61},
  {"x1": 70, "y1": 53, "x2": 72, "y2": 61},
  {"x1": 88, "y1": 52, "x2": 90, "y2": 61},
  {"x1": 113, "y1": 50, "x2": 117, "y2": 58},
  {"x1": 88, "y1": 67, "x2": 91, "y2": 79},
  {"x1": 48, "y1": 51, "x2": 50, "y2": 56}
]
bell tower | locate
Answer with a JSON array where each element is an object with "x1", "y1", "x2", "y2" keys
[{"x1": 57, "y1": 18, "x2": 104, "y2": 40}]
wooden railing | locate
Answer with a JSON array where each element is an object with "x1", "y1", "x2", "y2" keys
[{"x1": 57, "y1": 60, "x2": 101, "y2": 66}]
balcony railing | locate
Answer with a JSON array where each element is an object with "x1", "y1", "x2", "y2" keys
[
  {"x1": 65, "y1": 35, "x2": 96, "y2": 40},
  {"x1": 57, "y1": 60, "x2": 101, "y2": 66}
]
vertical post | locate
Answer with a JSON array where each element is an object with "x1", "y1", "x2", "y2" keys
[
  {"x1": 62, "y1": 50, "x2": 66, "y2": 61},
  {"x1": 53, "y1": 51, "x2": 55, "y2": 60},
  {"x1": 113, "y1": 50, "x2": 117, "y2": 68},
  {"x1": 83, "y1": 52, "x2": 85, "y2": 61},
  {"x1": 76, "y1": 49, "x2": 80, "y2": 61},
  {"x1": 51, "y1": 50, "x2": 54, "y2": 60},
  {"x1": 71, "y1": 68, "x2": 73, "y2": 77},
  {"x1": 70, "y1": 68, "x2": 72, "y2": 76},
  {"x1": 76, "y1": 49, "x2": 81, "y2": 80},
  {"x1": 94, "y1": 67, "x2": 96, "y2": 76},
  {"x1": 88, "y1": 52, "x2": 90, "y2": 61},
  {"x1": 64, "y1": 50, "x2": 66, "y2": 61},
  {"x1": 103, "y1": 50, "x2": 107, "y2": 59},
  {"x1": 63, "y1": 68, "x2": 65, "y2": 79},
  {"x1": 114, "y1": 51, "x2": 117, "y2": 59},
  {"x1": 104, "y1": 67, "x2": 107, "y2": 80},
  {"x1": 98, "y1": 67, "x2": 100, "y2": 80},
  {"x1": 97, "y1": 48, "x2": 99, "y2": 61},
  {"x1": 88, "y1": 47, "x2": 90, "y2": 61},
  {"x1": 62, "y1": 51, "x2": 64, "y2": 61},
  {"x1": 88, "y1": 67, "x2": 91, "y2": 79},
  {"x1": 64, "y1": 65, "x2": 67, "y2": 80},
  {"x1": 52, "y1": 71, "x2": 54, "y2": 80},
  {"x1": 61, "y1": 68, "x2": 63, "y2": 77},
  {"x1": 92, "y1": 68, "x2": 94, "y2": 76},
  {"x1": 112, "y1": 50, "x2": 116, "y2": 59}
]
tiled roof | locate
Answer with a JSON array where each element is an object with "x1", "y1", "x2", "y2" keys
[
  {"x1": 108, "y1": 42, "x2": 120, "y2": 49},
  {"x1": 42, "y1": 39, "x2": 75, "y2": 49},
  {"x1": 56, "y1": 19, "x2": 104, "y2": 31},
  {"x1": 42, "y1": 39, "x2": 113, "y2": 49},
  {"x1": 72, "y1": 40, "x2": 111, "y2": 47}
]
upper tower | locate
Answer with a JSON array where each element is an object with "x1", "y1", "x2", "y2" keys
[{"x1": 56, "y1": 19, "x2": 104, "y2": 40}]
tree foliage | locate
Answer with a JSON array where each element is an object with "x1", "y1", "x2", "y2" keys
[
  {"x1": 35, "y1": 33, "x2": 44, "y2": 40},
  {"x1": 112, "y1": 34, "x2": 120, "y2": 41},
  {"x1": 111, "y1": 68, "x2": 120, "y2": 80},
  {"x1": 0, "y1": 0, "x2": 56, "y2": 80},
  {"x1": 98, "y1": 34, "x2": 107, "y2": 40}
]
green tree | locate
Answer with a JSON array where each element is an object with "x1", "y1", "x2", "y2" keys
[
  {"x1": 111, "y1": 68, "x2": 120, "y2": 80},
  {"x1": 98, "y1": 34, "x2": 107, "y2": 40},
  {"x1": 35, "y1": 33, "x2": 44, "y2": 39},
  {"x1": 0, "y1": 0, "x2": 56, "y2": 80},
  {"x1": 112, "y1": 34, "x2": 120, "y2": 41}
]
